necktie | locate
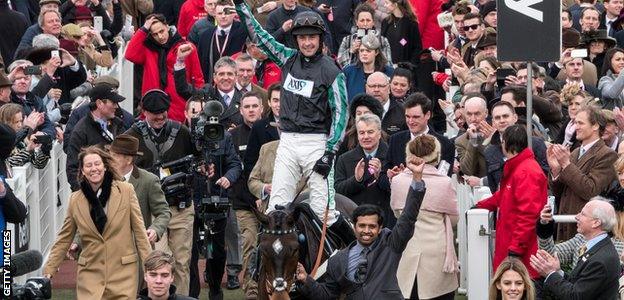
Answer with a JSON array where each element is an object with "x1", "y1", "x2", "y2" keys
[
  {"x1": 220, "y1": 29, "x2": 226, "y2": 37},
  {"x1": 366, "y1": 154, "x2": 372, "y2": 160},
  {"x1": 223, "y1": 94, "x2": 231, "y2": 107},
  {"x1": 578, "y1": 244, "x2": 587, "y2": 257},
  {"x1": 354, "y1": 248, "x2": 369, "y2": 284},
  {"x1": 608, "y1": 21, "x2": 614, "y2": 37},
  {"x1": 579, "y1": 147, "x2": 586, "y2": 159}
]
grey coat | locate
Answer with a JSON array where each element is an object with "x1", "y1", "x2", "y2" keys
[{"x1": 298, "y1": 182, "x2": 425, "y2": 299}]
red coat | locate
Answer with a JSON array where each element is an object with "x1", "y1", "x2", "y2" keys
[
  {"x1": 410, "y1": 0, "x2": 445, "y2": 50},
  {"x1": 177, "y1": 0, "x2": 208, "y2": 38},
  {"x1": 125, "y1": 29, "x2": 204, "y2": 123},
  {"x1": 476, "y1": 148, "x2": 547, "y2": 279}
]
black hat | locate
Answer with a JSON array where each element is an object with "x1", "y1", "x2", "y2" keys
[
  {"x1": 141, "y1": 89, "x2": 170, "y2": 114},
  {"x1": 292, "y1": 11, "x2": 326, "y2": 36},
  {"x1": 480, "y1": 1, "x2": 496, "y2": 19},
  {"x1": 89, "y1": 84, "x2": 125, "y2": 103},
  {"x1": 23, "y1": 47, "x2": 56, "y2": 65},
  {"x1": 349, "y1": 94, "x2": 384, "y2": 120},
  {"x1": 581, "y1": 29, "x2": 617, "y2": 48}
]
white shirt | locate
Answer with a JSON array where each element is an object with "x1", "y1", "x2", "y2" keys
[
  {"x1": 219, "y1": 89, "x2": 236, "y2": 106},
  {"x1": 579, "y1": 138, "x2": 600, "y2": 158},
  {"x1": 236, "y1": 83, "x2": 253, "y2": 93},
  {"x1": 123, "y1": 168, "x2": 133, "y2": 182},
  {"x1": 217, "y1": 24, "x2": 232, "y2": 36},
  {"x1": 382, "y1": 99, "x2": 390, "y2": 119},
  {"x1": 410, "y1": 126, "x2": 429, "y2": 140}
]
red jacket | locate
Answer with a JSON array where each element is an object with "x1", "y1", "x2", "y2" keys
[
  {"x1": 125, "y1": 29, "x2": 204, "y2": 123},
  {"x1": 477, "y1": 148, "x2": 547, "y2": 279},
  {"x1": 410, "y1": 0, "x2": 445, "y2": 50},
  {"x1": 177, "y1": 0, "x2": 208, "y2": 38},
  {"x1": 231, "y1": 51, "x2": 282, "y2": 89}
]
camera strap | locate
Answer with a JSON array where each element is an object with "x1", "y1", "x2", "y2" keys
[{"x1": 136, "y1": 121, "x2": 181, "y2": 167}]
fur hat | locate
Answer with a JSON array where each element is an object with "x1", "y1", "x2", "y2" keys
[
  {"x1": 349, "y1": 94, "x2": 384, "y2": 120},
  {"x1": 405, "y1": 134, "x2": 441, "y2": 166},
  {"x1": 23, "y1": 47, "x2": 56, "y2": 65}
]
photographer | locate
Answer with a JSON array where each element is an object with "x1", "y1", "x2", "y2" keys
[
  {"x1": 185, "y1": 98, "x2": 242, "y2": 299},
  {"x1": 125, "y1": 90, "x2": 197, "y2": 296},
  {"x1": 0, "y1": 104, "x2": 50, "y2": 169}
]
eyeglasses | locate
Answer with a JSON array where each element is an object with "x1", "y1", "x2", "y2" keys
[
  {"x1": 366, "y1": 84, "x2": 388, "y2": 89},
  {"x1": 462, "y1": 24, "x2": 481, "y2": 31}
]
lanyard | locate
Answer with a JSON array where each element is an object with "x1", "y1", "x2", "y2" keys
[{"x1": 214, "y1": 29, "x2": 231, "y2": 57}]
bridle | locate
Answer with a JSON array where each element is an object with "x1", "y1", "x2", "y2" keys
[{"x1": 260, "y1": 224, "x2": 298, "y2": 297}]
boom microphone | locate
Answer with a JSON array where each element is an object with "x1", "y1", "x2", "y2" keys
[{"x1": 10, "y1": 250, "x2": 43, "y2": 277}]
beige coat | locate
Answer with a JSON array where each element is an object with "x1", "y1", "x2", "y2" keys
[
  {"x1": 393, "y1": 168, "x2": 459, "y2": 299},
  {"x1": 248, "y1": 140, "x2": 305, "y2": 212},
  {"x1": 44, "y1": 181, "x2": 152, "y2": 299}
]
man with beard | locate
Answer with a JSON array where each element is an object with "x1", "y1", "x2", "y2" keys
[{"x1": 125, "y1": 13, "x2": 204, "y2": 123}]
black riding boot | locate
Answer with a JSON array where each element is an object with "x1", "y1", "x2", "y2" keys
[{"x1": 328, "y1": 215, "x2": 356, "y2": 245}]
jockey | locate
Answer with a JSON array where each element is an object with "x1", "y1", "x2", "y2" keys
[{"x1": 233, "y1": 0, "x2": 355, "y2": 243}]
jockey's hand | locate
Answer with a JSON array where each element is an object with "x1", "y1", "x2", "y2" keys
[
  {"x1": 296, "y1": 262, "x2": 307, "y2": 282},
  {"x1": 313, "y1": 151, "x2": 335, "y2": 178}
]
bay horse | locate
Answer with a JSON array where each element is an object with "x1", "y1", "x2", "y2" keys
[{"x1": 255, "y1": 192, "x2": 357, "y2": 300}]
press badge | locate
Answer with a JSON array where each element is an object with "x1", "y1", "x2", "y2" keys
[{"x1": 284, "y1": 73, "x2": 314, "y2": 98}]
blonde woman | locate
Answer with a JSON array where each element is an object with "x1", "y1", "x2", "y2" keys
[
  {"x1": 390, "y1": 134, "x2": 458, "y2": 299},
  {"x1": 489, "y1": 257, "x2": 536, "y2": 300}
]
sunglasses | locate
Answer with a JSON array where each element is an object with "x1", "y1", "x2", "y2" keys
[{"x1": 462, "y1": 24, "x2": 481, "y2": 31}]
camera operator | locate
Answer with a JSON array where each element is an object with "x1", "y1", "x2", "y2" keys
[
  {"x1": 185, "y1": 98, "x2": 242, "y2": 300},
  {"x1": 125, "y1": 90, "x2": 197, "y2": 297}
]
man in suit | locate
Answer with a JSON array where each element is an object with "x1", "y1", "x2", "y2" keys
[
  {"x1": 295, "y1": 155, "x2": 426, "y2": 299},
  {"x1": 197, "y1": 0, "x2": 248, "y2": 82},
  {"x1": 548, "y1": 105, "x2": 618, "y2": 240},
  {"x1": 335, "y1": 114, "x2": 394, "y2": 227},
  {"x1": 174, "y1": 55, "x2": 244, "y2": 129},
  {"x1": 599, "y1": 0, "x2": 622, "y2": 37},
  {"x1": 365, "y1": 71, "x2": 406, "y2": 136},
  {"x1": 485, "y1": 102, "x2": 549, "y2": 192},
  {"x1": 455, "y1": 94, "x2": 492, "y2": 178},
  {"x1": 530, "y1": 198, "x2": 620, "y2": 299},
  {"x1": 380, "y1": 93, "x2": 455, "y2": 192},
  {"x1": 229, "y1": 91, "x2": 264, "y2": 295},
  {"x1": 108, "y1": 134, "x2": 171, "y2": 245},
  {"x1": 243, "y1": 83, "x2": 280, "y2": 176},
  {"x1": 559, "y1": 57, "x2": 601, "y2": 97},
  {"x1": 234, "y1": 53, "x2": 267, "y2": 101}
]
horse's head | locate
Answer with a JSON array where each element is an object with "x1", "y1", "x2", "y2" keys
[{"x1": 256, "y1": 206, "x2": 300, "y2": 296}]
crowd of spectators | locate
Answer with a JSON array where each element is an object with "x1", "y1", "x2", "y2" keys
[{"x1": 4, "y1": 0, "x2": 624, "y2": 299}]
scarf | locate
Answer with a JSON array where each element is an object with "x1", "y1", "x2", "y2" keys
[
  {"x1": 144, "y1": 28, "x2": 182, "y2": 89},
  {"x1": 80, "y1": 171, "x2": 114, "y2": 235},
  {"x1": 391, "y1": 165, "x2": 459, "y2": 274}
]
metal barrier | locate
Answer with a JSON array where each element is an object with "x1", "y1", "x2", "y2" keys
[{"x1": 6, "y1": 143, "x2": 70, "y2": 283}]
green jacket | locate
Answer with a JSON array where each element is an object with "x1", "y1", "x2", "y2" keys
[{"x1": 127, "y1": 166, "x2": 171, "y2": 239}]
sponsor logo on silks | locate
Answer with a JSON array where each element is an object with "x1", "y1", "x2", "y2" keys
[{"x1": 284, "y1": 73, "x2": 314, "y2": 98}]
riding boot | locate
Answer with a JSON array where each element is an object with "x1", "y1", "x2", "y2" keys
[{"x1": 328, "y1": 215, "x2": 356, "y2": 245}]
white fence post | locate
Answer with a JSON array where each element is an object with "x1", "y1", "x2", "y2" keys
[
  {"x1": 467, "y1": 208, "x2": 493, "y2": 300},
  {"x1": 455, "y1": 178, "x2": 476, "y2": 294},
  {"x1": 118, "y1": 42, "x2": 134, "y2": 114}
]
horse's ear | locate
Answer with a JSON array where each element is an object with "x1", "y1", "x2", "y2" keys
[
  {"x1": 287, "y1": 205, "x2": 301, "y2": 226},
  {"x1": 252, "y1": 207, "x2": 270, "y2": 226}
]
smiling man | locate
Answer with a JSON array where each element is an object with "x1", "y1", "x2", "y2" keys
[
  {"x1": 296, "y1": 155, "x2": 426, "y2": 299},
  {"x1": 234, "y1": 0, "x2": 352, "y2": 242}
]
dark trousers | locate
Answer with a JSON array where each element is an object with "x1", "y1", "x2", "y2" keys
[
  {"x1": 408, "y1": 276, "x2": 455, "y2": 300},
  {"x1": 189, "y1": 214, "x2": 227, "y2": 300}
]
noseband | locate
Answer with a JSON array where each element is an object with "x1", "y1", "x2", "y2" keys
[{"x1": 260, "y1": 224, "x2": 298, "y2": 296}]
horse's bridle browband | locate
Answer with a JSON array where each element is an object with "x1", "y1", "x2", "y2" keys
[{"x1": 261, "y1": 228, "x2": 296, "y2": 235}]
